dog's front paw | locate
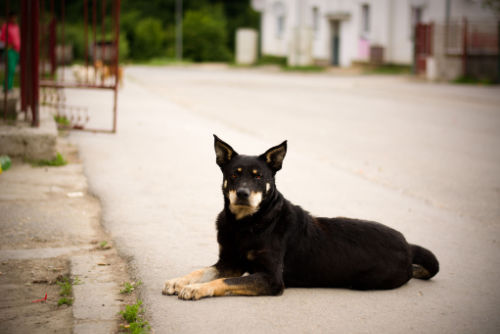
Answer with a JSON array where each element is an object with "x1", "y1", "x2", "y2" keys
[
  {"x1": 178, "y1": 283, "x2": 215, "y2": 301},
  {"x1": 162, "y1": 277, "x2": 190, "y2": 296}
]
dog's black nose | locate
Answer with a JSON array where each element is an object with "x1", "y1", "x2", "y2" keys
[{"x1": 236, "y1": 188, "x2": 250, "y2": 199}]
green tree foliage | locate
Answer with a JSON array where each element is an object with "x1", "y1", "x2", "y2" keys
[
  {"x1": 131, "y1": 17, "x2": 165, "y2": 59},
  {"x1": 182, "y1": 6, "x2": 232, "y2": 62}
]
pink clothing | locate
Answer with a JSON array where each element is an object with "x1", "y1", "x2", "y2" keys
[{"x1": 1, "y1": 23, "x2": 20, "y2": 52}]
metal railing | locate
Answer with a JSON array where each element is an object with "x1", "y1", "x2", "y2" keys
[{"x1": 1, "y1": 0, "x2": 121, "y2": 133}]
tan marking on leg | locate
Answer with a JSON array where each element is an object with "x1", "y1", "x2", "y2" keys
[
  {"x1": 266, "y1": 183, "x2": 270, "y2": 193},
  {"x1": 163, "y1": 267, "x2": 218, "y2": 295},
  {"x1": 223, "y1": 179, "x2": 227, "y2": 189},
  {"x1": 178, "y1": 278, "x2": 261, "y2": 300}
]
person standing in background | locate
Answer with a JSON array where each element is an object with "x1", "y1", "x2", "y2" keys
[{"x1": 1, "y1": 11, "x2": 20, "y2": 92}]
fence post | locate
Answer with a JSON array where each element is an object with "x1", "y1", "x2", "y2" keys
[
  {"x1": 462, "y1": 17, "x2": 468, "y2": 78},
  {"x1": 3, "y1": 0, "x2": 9, "y2": 120},
  {"x1": 497, "y1": 20, "x2": 500, "y2": 84},
  {"x1": 20, "y1": 0, "x2": 27, "y2": 114},
  {"x1": 31, "y1": 0, "x2": 40, "y2": 127}
]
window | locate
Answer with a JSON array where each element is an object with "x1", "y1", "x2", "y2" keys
[
  {"x1": 312, "y1": 7, "x2": 320, "y2": 36},
  {"x1": 277, "y1": 15, "x2": 285, "y2": 37},
  {"x1": 361, "y1": 4, "x2": 370, "y2": 34},
  {"x1": 273, "y1": 1, "x2": 286, "y2": 38}
]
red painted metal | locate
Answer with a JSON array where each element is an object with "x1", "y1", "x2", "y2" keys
[
  {"x1": 415, "y1": 23, "x2": 433, "y2": 75},
  {"x1": 60, "y1": 0, "x2": 65, "y2": 81},
  {"x1": 3, "y1": 0, "x2": 9, "y2": 119},
  {"x1": 31, "y1": 0, "x2": 40, "y2": 127},
  {"x1": 93, "y1": 0, "x2": 97, "y2": 83},
  {"x1": 462, "y1": 18, "x2": 468, "y2": 77},
  {"x1": 20, "y1": 0, "x2": 27, "y2": 114},
  {"x1": 112, "y1": 0, "x2": 121, "y2": 133},
  {"x1": 8, "y1": 0, "x2": 121, "y2": 131},
  {"x1": 50, "y1": 0, "x2": 56, "y2": 75},
  {"x1": 84, "y1": 0, "x2": 88, "y2": 82}
]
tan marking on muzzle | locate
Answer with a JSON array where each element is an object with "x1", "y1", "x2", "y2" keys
[{"x1": 228, "y1": 190, "x2": 262, "y2": 220}]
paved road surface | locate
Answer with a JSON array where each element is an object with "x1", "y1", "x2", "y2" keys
[{"x1": 69, "y1": 66, "x2": 500, "y2": 333}]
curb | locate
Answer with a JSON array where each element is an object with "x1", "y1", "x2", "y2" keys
[{"x1": 0, "y1": 110, "x2": 57, "y2": 160}]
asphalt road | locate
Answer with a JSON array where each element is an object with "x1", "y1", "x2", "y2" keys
[{"x1": 70, "y1": 66, "x2": 500, "y2": 333}]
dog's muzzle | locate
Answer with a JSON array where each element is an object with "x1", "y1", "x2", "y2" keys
[{"x1": 228, "y1": 189, "x2": 263, "y2": 219}]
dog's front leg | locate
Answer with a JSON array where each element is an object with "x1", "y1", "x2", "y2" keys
[
  {"x1": 162, "y1": 266, "x2": 243, "y2": 295},
  {"x1": 178, "y1": 272, "x2": 284, "y2": 300},
  {"x1": 162, "y1": 266, "x2": 221, "y2": 295}
]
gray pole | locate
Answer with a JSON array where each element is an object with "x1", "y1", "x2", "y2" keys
[{"x1": 176, "y1": 0, "x2": 183, "y2": 62}]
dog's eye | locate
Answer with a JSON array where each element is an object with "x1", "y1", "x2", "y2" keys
[
  {"x1": 231, "y1": 173, "x2": 238, "y2": 179},
  {"x1": 254, "y1": 174, "x2": 262, "y2": 179}
]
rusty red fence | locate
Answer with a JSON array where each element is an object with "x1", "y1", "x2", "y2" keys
[
  {"x1": 445, "y1": 18, "x2": 498, "y2": 80},
  {"x1": 2, "y1": 0, "x2": 121, "y2": 132},
  {"x1": 414, "y1": 23, "x2": 433, "y2": 75}
]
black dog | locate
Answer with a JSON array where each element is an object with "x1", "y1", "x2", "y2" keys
[{"x1": 162, "y1": 135, "x2": 439, "y2": 300}]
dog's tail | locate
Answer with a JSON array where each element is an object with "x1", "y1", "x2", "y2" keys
[{"x1": 410, "y1": 244, "x2": 439, "y2": 280}]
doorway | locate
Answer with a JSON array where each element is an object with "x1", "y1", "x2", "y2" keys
[{"x1": 330, "y1": 21, "x2": 340, "y2": 66}]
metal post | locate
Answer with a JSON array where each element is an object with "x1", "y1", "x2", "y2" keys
[
  {"x1": 20, "y1": 0, "x2": 27, "y2": 114},
  {"x1": 462, "y1": 17, "x2": 468, "y2": 77},
  {"x1": 50, "y1": 0, "x2": 56, "y2": 76},
  {"x1": 497, "y1": 20, "x2": 500, "y2": 84},
  {"x1": 101, "y1": 0, "x2": 105, "y2": 66},
  {"x1": 176, "y1": 0, "x2": 182, "y2": 62},
  {"x1": 3, "y1": 0, "x2": 9, "y2": 119},
  {"x1": 31, "y1": 0, "x2": 40, "y2": 127},
  {"x1": 112, "y1": 0, "x2": 121, "y2": 133},
  {"x1": 93, "y1": 0, "x2": 97, "y2": 83},
  {"x1": 84, "y1": 0, "x2": 88, "y2": 82},
  {"x1": 61, "y1": 0, "x2": 65, "y2": 81}
]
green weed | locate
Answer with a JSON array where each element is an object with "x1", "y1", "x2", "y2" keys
[
  {"x1": 32, "y1": 153, "x2": 67, "y2": 167},
  {"x1": 56, "y1": 276, "x2": 80, "y2": 307},
  {"x1": 54, "y1": 115, "x2": 70, "y2": 126},
  {"x1": 57, "y1": 277, "x2": 72, "y2": 296},
  {"x1": 58, "y1": 297, "x2": 73, "y2": 306},
  {"x1": 120, "y1": 300, "x2": 150, "y2": 333},
  {"x1": 120, "y1": 281, "x2": 142, "y2": 294}
]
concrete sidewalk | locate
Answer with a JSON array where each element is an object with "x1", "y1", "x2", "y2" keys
[{"x1": 0, "y1": 134, "x2": 133, "y2": 333}]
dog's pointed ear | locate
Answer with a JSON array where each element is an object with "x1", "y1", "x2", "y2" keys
[
  {"x1": 214, "y1": 135, "x2": 238, "y2": 168},
  {"x1": 260, "y1": 140, "x2": 287, "y2": 172}
]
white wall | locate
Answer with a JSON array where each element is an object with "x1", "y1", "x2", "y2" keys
[{"x1": 259, "y1": 0, "x2": 497, "y2": 66}]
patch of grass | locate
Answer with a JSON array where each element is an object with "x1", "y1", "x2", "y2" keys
[
  {"x1": 120, "y1": 300, "x2": 150, "y2": 333},
  {"x1": 56, "y1": 276, "x2": 78, "y2": 307},
  {"x1": 57, "y1": 277, "x2": 72, "y2": 296},
  {"x1": 452, "y1": 75, "x2": 495, "y2": 85},
  {"x1": 120, "y1": 281, "x2": 142, "y2": 294},
  {"x1": 366, "y1": 63, "x2": 411, "y2": 75},
  {"x1": 32, "y1": 152, "x2": 67, "y2": 167},
  {"x1": 257, "y1": 55, "x2": 287, "y2": 67},
  {"x1": 283, "y1": 65, "x2": 325, "y2": 72},
  {"x1": 58, "y1": 297, "x2": 73, "y2": 306},
  {"x1": 131, "y1": 57, "x2": 192, "y2": 66},
  {"x1": 54, "y1": 114, "x2": 70, "y2": 126}
]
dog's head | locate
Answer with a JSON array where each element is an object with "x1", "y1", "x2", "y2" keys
[{"x1": 214, "y1": 135, "x2": 287, "y2": 220}]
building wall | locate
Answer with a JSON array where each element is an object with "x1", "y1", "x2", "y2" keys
[{"x1": 259, "y1": 0, "x2": 497, "y2": 67}]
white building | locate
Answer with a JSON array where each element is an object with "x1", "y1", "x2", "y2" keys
[{"x1": 255, "y1": 0, "x2": 497, "y2": 67}]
